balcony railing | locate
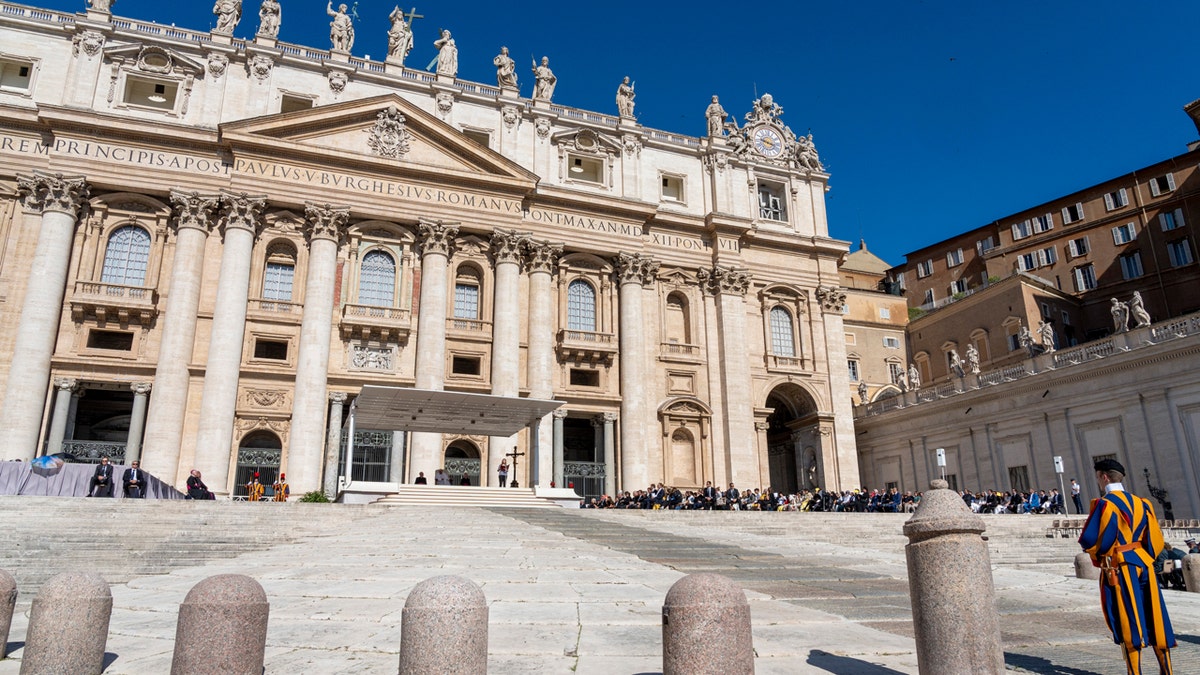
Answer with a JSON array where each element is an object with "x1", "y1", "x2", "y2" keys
[
  {"x1": 660, "y1": 342, "x2": 701, "y2": 358},
  {"x1": 766, "y1": 353, "x2": 804, "y2": 371},
  {"x1": 447, "y1": 317, "x2": 491, "y2": 332},
  {"x1": 60, "y1": 440, "x2": 126, "y2": 463},
  {"x1": 557, "y1": 329, "x2": 618, "y2": 364},
  {"x1": 70, "y1": 281, "x2": 157, "y2": 324},
  {"x1": 340, "y1": 303, "x2": 412, "y2": 341},
  {"x1": 249, "y1": 298, "x2": 302, "y2": 314}
]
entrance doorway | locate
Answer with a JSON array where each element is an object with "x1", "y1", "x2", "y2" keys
[
  {"x1": 562, "y1": 417, "x2": 604, "y2": 499},
  {"x1": 764, "y1": 383, "x2": 819, "y2": 493},
  {"x1": 444, "y1": 440, "x2": 481, "y2": 486},
  {"x1": 234, "y1": 431, "x2": 282, "y2": 499}
]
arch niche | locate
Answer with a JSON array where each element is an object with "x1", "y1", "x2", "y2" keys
[
  {"x1": 443, "y1": 439, "x2": 481, "y2": 486},
  {"x1": 235, "y1": 430, "x2": 282, "y2": 499},
  {"x1": 763, "y1": 383, "x2": 821, "y2": 493}
]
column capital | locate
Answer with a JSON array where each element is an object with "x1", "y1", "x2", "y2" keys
[
  {"x1": 17, "y1": 171, "x2": 89, "y2": 216},
  {"x1": 614, "y1": 252, "x2": 659, "y2": 287},
  {"x1": 219, "y1": 190, "x2": 267, "y2": 238},
  {"x1": 552, "y1": 408, "x2": 569, "y2": 419},
  {"x1": 329, "y1": 391, "x2": 348, "y2": 404},
  {"x1": 697, "y1": 266, "x2": 752, "y2": 296},
  {"x1": 815, "y1": 284, "x2": 847, "y2": 313},
  {"x1": 491, "y1": 228, "x2": 529, "y2": 265},
  {"x1": 601, "y1": 411, "x2": 618, "y2": 423},
  {"x1": 169, "y1": 189, "x2": 221, "y2": 234},
  {"x1": 525, "y1": 240, "x2": 563, "y2": 274},
  {"x1": 53, "y1": 377, "x2": 78, "y2": 392},
  {"x1": 130, "y1": 381, "x2": 153, "y2": 395},
  {"x1": 417, "y1": 219, "x2": 460, "y2": 257},
  {"x1": 304, "y1": 202, "x2": 351, "y2": 244}
]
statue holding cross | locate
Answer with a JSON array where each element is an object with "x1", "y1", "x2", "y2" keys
[
  {"x1": 504, "y1": 447, "x2": 525, "y2": 488},
  {"x1": 387, "y1": 5, "x2": 421, "y2": 66}
]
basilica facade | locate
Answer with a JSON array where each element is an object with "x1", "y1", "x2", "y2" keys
[{"x1": 0, "y1": 1, "x2": 858, "y2": 498}]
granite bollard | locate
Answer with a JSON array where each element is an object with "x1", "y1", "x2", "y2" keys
[
  {"x1": 1183, "y1": 553, "x2": 1200, "y2": 593},
  {"x1": 399, "y1": 575, "x2": 488, "y2": 675},
  {"x1": 20, "y1": 572, "x2": 112, "y2": 675},
  {"x1": 662, "y1": 573, "x2": 753, "y2": 675},
  {"x1": 0, "y1": 569, "x2": 15, "y2": 660},
  {"x1": 171, "y1": 574, "x2": 269, "y2": 675},
  {"x1": 1075, "y1": 551, "x2": 1101, "y2": 580},
  {"x1": 903, "y1": 479, "x2": 1005, "y2": 674}
]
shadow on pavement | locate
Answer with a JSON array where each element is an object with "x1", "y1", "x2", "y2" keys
[
  {"x1": 1004, "y1": 652, "x2": 1104, "y2": 675},
  {"x1": 806, "y1": 649, "x2": 907, "y2": 674}
]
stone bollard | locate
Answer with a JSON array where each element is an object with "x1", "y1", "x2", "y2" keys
[
  {"x1": 171, "y1": 574, "x2": 269, "y2": 675},
  {"x1": 0, "y1": 569, "x2": 14, "y2": 660},
  {"x1": 1184, "y1": 554, "x2": 1200, "y2": 593},
  {"x1": 399, "y1": 575, "x2": 488, "y2": 675},
  {"x1": 662, "y1": 573, "x2": 753, "y2": 675},
  {"x1": 20, "y1": 572, "x2": 112, "y2": 675},
  {"x1": 903, "y1": 479, "x2": 1005, "y2": 674},
  {"x1": 1075, "y1": 552, "x2": 1101, "y2": 580}
]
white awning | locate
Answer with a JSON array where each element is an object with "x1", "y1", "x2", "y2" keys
[{"x1": 348, "y1": 385, "x2": 564, "y2": 435}]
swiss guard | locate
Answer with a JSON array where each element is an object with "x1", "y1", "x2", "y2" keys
[
  {"x1": 273, "y1": 473, "x2": 290, "y2": 502},
  {"x1": 246, "y1": 473, "x2": 265, "y2": 502}
]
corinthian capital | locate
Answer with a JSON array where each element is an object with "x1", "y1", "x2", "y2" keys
[
  {"x1": 614, "y1": 252, "x2": 658, "y2": 287},
  {"x1": 697, "y1": 266, "x2": 752, "y2": 296},
  {"x1": 525, "y1": 240, "x2": 563, "y2": 274},
  {"x1": 304, "y1": 202, "x2": 351, "y2": 244},
  {"x1": 169, "y1": 189, "x2": 221, "y2": 234},
  {"x1": 17, "y1": 171, "x2": 90, "y2": 216},
  {"x1": 329, "y1": 391, "x2": 348, "y2": 404},
  {"x1": 491, "y1": 228, "x2": 529, "y2": 265},
  {"x1": 219, "y1": 190, "x2": 267, "y2": 237},
  {"x1": 815, "y1": 284, "x2": 847, "y2": 313},
  {"x1": 417, "y1": 219, "x2": 460, "y2": 257}
]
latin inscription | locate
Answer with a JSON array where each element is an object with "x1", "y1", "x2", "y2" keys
[{"x1": 0, "y1": 135, "x2": 231, "y2": 175}]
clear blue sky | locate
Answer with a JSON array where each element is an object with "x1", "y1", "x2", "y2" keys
[{"x1": 33, "y1": 0, "x2": 1200, "y2": 265}]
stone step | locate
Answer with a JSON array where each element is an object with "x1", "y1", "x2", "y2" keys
[{"x1": 371, "y1": 484, "x2": 561, "y2": 508}]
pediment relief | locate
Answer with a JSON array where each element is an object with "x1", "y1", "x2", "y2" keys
[
  {"x1": 659, "y1": 268, "x2": 693, "y2": 287},
  {"x1": 263, "y1": 209, "x2": 304, "y2": 233},
  {"x1": 549, "y1": 128, "x2": 620, "y2": 155},
  {"x1": 220, "y1": 94, "x2": 537, "y2": 187},
  {"x1": 658, "y1": 396, "x2": 713, "y2": 417},
  {"x1": 455, "y1": 234, "x2": 488, "y2": 257},
  {"x1": 103, "y1": 44, "x2": 204, "y2": 76}
]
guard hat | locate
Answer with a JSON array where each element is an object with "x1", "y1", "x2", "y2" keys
[{"x1": 1093, "y1": 458, "x2": 1125, "y2": 475}]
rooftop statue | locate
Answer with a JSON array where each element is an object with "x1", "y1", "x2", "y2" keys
[
  {"x1": 434, "y1": 29, "x2": 457, "y2": 76},
  {"x1": 257, "y1": 0, "x2": 280, "y2": 37},
  {"x1": 908, "y1": 364, "x2": 921, "y2": 389},
  {"x1": 705, "y1": 95, "x2": 727, "y2": 137},
  {"x1": 531, "y1": 56, "x2": 556, "y2": 101},
  {"x1": 966, "y1": 343, "x2": 981, "y2": 374},
  {"x1": 212, "y1": 0, "x2": 242, "y2": 34},
  {"x1": 1130, "y1": 291, "x2": 1152, "y2": 328},
  {"x1": 386, "y1": 6, "x2": 417, "y2": 65},
  {"x1": 327, "y1": 1, "x2": 354, "y2": 52},
  {"x1": 746, "y1": 93, "x2": 783, "y2": 123},
  {"x1": 494, "y1": 46, "x2": 517, "y2": 88},
  {"x1": 87, "y1": 0, "x2": 114, "y2": 12},
  {"x1": 616, "y1": 76, "x2": 635, "y2": 119},
  {"x1": 1037, "y1": 320, "x2": 1056, "y2": 353},
  {"x1": 795, "y1": 133, "x2": 823, "y2": 171},
  {"x1": 1111, "y1": 297, "x2": 1129, "y2": 334}
]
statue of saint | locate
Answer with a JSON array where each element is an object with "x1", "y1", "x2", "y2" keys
[
  {"x1": 1037, "y1": 321, "x2": 1056, "y2": 353},
  {"x1": 531, "y1": 56, "x2": 556, "y2": 101},
  {"x1": 387, "y1": 6, "x2": 414, "y2": 64},
  {"x1": 795, "y1": 133, "x2": 824, "y2": 171},
  {"x1": 705, "y1": 95, "x2": 726, "y2": 137},
  {"x1": 434, "y1": 29, "x2": 457, "y2": 76},
  {"x1": 87, "y1": 0, "x2": 114, "y2": 13},
  {"x1": 1130, "y1": 291, "x2": 1152, "y2": 328},
  {"x1": 1111, "y1": 297, "x2": 1129, "y2": 334},
  {"x1": 857, "y1": 381, "x2": 869, "y2": 405},
  {"x1": 1018, "y1": 326, "x2": 1035, "y2": 356},
  {"x1": 212, "y1": 0, "x2": 242, "y2": 34},
  {"x1": 949, "y1": 349, "x2": 965, "y2": 377},
  {"x1": 966, "y1": 343, "x2": 981, "y2": 374},
  {"x1": 616, "y1": 76, "x2": 635, "y2": 118},
  {"x1": 327, "y1": 2, "x2": 354, "y2": 52},
  {"x1": 257, "y1": 0, "x2": 280, "y2": 37},
  {"x1": 908, "y1": 364, "x2": 921, "y2": 389},
  {"x1": 493, "y1": 47, "x2": 517, "y2": 88}
]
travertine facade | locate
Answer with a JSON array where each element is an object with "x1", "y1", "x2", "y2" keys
[{"x1": 0, "y1": 2, "x2": 857, "y2": 497}]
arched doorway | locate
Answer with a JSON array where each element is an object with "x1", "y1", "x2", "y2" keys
[
  {"x1": 444, "y1": 440, "x2": 481, "y2": 486},
  {"x1": 764, "y1": 383, "x2": 819, "y2": 493},
  {"x1": 235, "y1": 431, "x2": 282, "y2": 499}
]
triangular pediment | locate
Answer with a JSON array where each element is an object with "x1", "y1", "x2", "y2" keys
[{"x1": 220, "y1": 94, "x2": 538, "y2": 191}]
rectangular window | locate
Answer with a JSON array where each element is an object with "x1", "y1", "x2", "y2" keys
[
  {"x1": 1168, "y1": 238, "x2": 1194, "y2": 267},
  {"x1": 922, "y1": 289, "x2": 935, "y2": 305},
  {"x1": 1119, "y1": 251, "x2": 1143, "y2": 279},
  {"x1": 1073, "y1": 264, "x2": 1098, "y2": 291},
  {"x1": 847, "y1": 360, "x2": 860, "y2": 382},
  {"x1": 883, "y1": 336, "x2": 901, "y2": 349},
  {"x1": 946, "y1": 248, "x2": 964, "y2": 267},
  {"x1": 86, "y1": 329, "x2": 134, "y2": 351},
  {"x1": 976, "y1": 236, "x2": 995, "y2": 254},
  {"x1": 1062, "y1": 202, "x2": 1085, "y2": 224},
  {"x1": 916, "y1": 259, "x2": 934, "y2": 278},
  {"x1": 1011, "y1": 220, "x2": 1032, "y2": 240},
  {"x1": 451, "y1": 356, "x2": 481, "y2": 375},
  {"x1": 950, "y1": 279, "x2": 968, "y2": 294},
  {"x1": 453, "y1": 283, "x2": 480, "y2": 319},
  {"x1": 845, "y1": 333, "x2": 856, "y2": 345},
  {"x1": 1067, "y1": 236, "x2": 1089, "y2": 258},
  {"x1": 0, "y1": 59, "x2": 33, "y2": 93},
  {"x1": 1032, "y1": 213, "x2": 1054, "y2": 234},
  {"x1": 1149, "y1": 173, "x2": 1176, "y2": 197},
  {"x1": 123, "y1": 76, "x2": 179, "y2": 111},
  {"x1": 569, "y1": 368, "x2": 600, "y2": 387},
  {"x1": 1062, "y1": 310, "x2": 1071, "y2": 326},
  {"x1": 1112, "y1": 222, "x2": 1137, "y2": 245},
  {"x1": 280, "y1": 94, "x2": 314, "y2": 113},
  {"x1": 462, "y1": 128, "x2": 491, "y2": 148},
  {"x1": 568, "y1": 155, "x2": 604, "y2": 184},
  {"x1": 878, "y1": 307, "x2": 891, "y2": 320},
  {"x1": 1103, "y1": 188, "x2": 1129, "y2": 211},
  {"x1": 1007, "y1": 332, "x2": 1021, "y2": 352},
  {"x1": 1016, "y1": 252, "x2": 1036, "y2": 272},
  {"x1": 1041, "y1": 302, "x2": 1052, "y2": 320},
  {"x1": 253, "y1": 339, "x2": 288, "y2": 360},
  {"x1": 661, "y1": 174, "x2": 684, "y2": 202},
  {"x1": 262, "y1": 263, "x2": 294, "y2": 301},
  {"x1": 757, "y1": 182, "x2": 787, "y2": 222},
  {"x1": 888, "y1": 362, "x2": 905, "y2": 384},
  {"x1": 1040, "y1": 246, "x2": 1058, "y2": 266},
  {"x1": 1160, "y1": 208, "x2": 1185, "y2": 231},
  {"x1": 1008, "y1": 465, "x2": 1030, "y2": 493}
]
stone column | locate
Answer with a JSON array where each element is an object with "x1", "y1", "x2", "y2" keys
[
  {"x1": 552, "y1": 409, "x2": 567, "y2": 486},
  {"x1": 526, "y1": 240, "x2": 562, "y2": 486},
  {"x1": 615, "y1": 253, "x2": 657, "y2": 489},
  {"x1": 192, "y1": 191, "x2": 266, "y2": 495},
  {"x1": 408, "y1": 220, "x2": 458, "y2": 480},
  {"x1": 699, "y1": 266, "x2": 757, "y2": 488},
  {"x1": 601, "y1": 412, "x2": 617, "y2": 496},
  {"x1": 815, "y1": 284, "x2": 860, "y2": 491},
  {"x1": 323, "y1": 392, "x2": 347, "y2": 497},
  {"x1": 488, "y1": 230, "x2": 527, "y2": 486},
  {"x1": 142, "y1": 190, "x2": 220, "y2": 483},
  {"x1": 45, "y1": 378, "x2": 79, "y2": 457},
  {"x1": 124, "y1": 382, "x2": 152, "y2": 463},
  {"x1": 0, "y1": 172, "x2": 89, "y2": 460},
  {"x1": 286, "y1": 203, "x2": 349, "y2": 495}
]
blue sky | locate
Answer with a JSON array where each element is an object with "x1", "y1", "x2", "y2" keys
[{"x1": 35, "y1": 0, "x2": 1200, "y2": 265}]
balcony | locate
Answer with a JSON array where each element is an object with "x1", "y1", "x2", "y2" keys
[
  {"x1": 341, "y1": 303, "x2": 412, "y2": 342},
  {"x1": 247, "y1": 297, "x2": 303, "y2": 325},
  {"x1": 446, "y1": 317, "x2": 492, "y2": 343},
  {"x1": 659, "y1": 341, "x2": 702, "y2": 363},
  {"x1": 557, "y1": 329, "x2": 618, "y2": 365},
  {"x1": 70, "y1": 281, "x2": 158, "y2": 325},
  {"x1": 765, "y1": 353, "x2": 805, "y2": 372}
]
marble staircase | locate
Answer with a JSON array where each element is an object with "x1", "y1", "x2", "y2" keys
[{"x1": 370, "y1": 484, "x2": 562, "y2": 508}]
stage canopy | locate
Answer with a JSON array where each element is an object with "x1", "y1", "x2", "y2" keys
[{"x1": 347, "y1": 385, "x2": 565, "y2": 435}]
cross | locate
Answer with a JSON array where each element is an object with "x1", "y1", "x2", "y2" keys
[
  {"x1": 403, "y1": 6, "x2": 423, "y2": 27},
  {"x1": 505, "y1": 449, "x2": 525, "y2": 488}
]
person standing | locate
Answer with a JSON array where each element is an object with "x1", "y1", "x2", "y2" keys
[
  {"x1": 1079, "y1": 458, "x2": 1175, "y2": 675},
  {"x1": 89, "y1": 456, "x2": 114, "y2": 497},
  {"x1": 246, "y1": 473, "x2": 265, "y2": 502},
  {"x1": 1072, "y1": 478, "x2": 1084, "y2": 514},
  {"x1": 122, "y1": 460, "x2": 146, "y2": 498},
  {"x1": 272, "y1": 473, "x2": 289, "y2": 502},
  {"x1": 497, "y1": 458, "x2": 509, "y2": 487}
]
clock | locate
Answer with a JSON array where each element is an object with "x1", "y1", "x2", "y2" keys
[{"x1": 752, "y1": 127, "x2": 784, "y2": 158}]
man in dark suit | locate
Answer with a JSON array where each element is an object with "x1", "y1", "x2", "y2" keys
[
  {"x1": 89, "y1": 456, "x2": 114, "y2": 497},
  {"x1": 123, "y1": 460, "x2": 146, "y2": 498}
]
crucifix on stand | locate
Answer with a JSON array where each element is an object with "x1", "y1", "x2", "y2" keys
[{"x1": 505, "y1": 448, "x2": 525, "y2": 488}]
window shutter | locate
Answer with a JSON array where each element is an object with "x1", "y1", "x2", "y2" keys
[
  {"x1": 1073, "y1": 267, "x2": 1083, "y2": 291},
  {"x1": 946, "y1": 252, "x2": 953, "y2": 266},
  {"x1": 1167, "y1": 174, "x2": 1176, "y2": 191},
  {"x1": 1036, "y1": 250, "x2": 1046, "y2": 267},
  {"x1": 1150, "y1": 179, "x2": 1161, "y2": 197},
  {"x1": 1011, "y1": 223, "x2": 1021, "y2": 239},
  {"x1": 1119, "y1": 188, "x2": 1127, "y2": 205},
  {"x1": 1160, "y1": 213, "x2": 1169, "y2": 230},
  {"x1": 1104, "y1": 193, "x2": 1114, "y2": 211},
  {"x1": 1067, "y1": 240, "x2": 1077, "y2": 258},
  {"x1": 1061, "y1": 206, "x2": 1071, "y2": 223},
  {"x1": 1112, "y1": 227, "x2": 1122, "y2": 245},
  {"x1": 1176, "y1": 208, "x2": 1186, "y2": 227},
  {"x1": 1044, "y1": 213, "x2": 1054, "y2": 231},
  {"x1": 1046, "y1": 247, "x2": 1057, "y2": 264}
]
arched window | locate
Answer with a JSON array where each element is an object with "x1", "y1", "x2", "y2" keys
[
  {"x1": 567, "y1": 279, "x2": 597, "y2": 332},
  {"x1": 453, "y1": 266, "x2": 481, "y2": 319},
  {"x1": 100, "y1": 225, "x2": 151, "y2": 286},
  {"x1": 769, "y1": 306, "x2": 795, "y2": 357},
  {"x1": 665, "y1": 292, "x2": 690, "y2": 343},
  {"x1": 262, "y1": 241, "x2": 296, "y2": 301},
  {"x1": 358, "y1": 250, "x2": 396, "y2": 307}
]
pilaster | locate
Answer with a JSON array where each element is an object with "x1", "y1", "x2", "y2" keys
[{"x1": 409, "y1": 219, "x2": 459, "y2": 480}]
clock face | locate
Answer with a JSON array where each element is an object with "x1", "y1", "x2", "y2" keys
[{"x1": 753, "y1": 127, "x2": 784, "y2": 158}]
